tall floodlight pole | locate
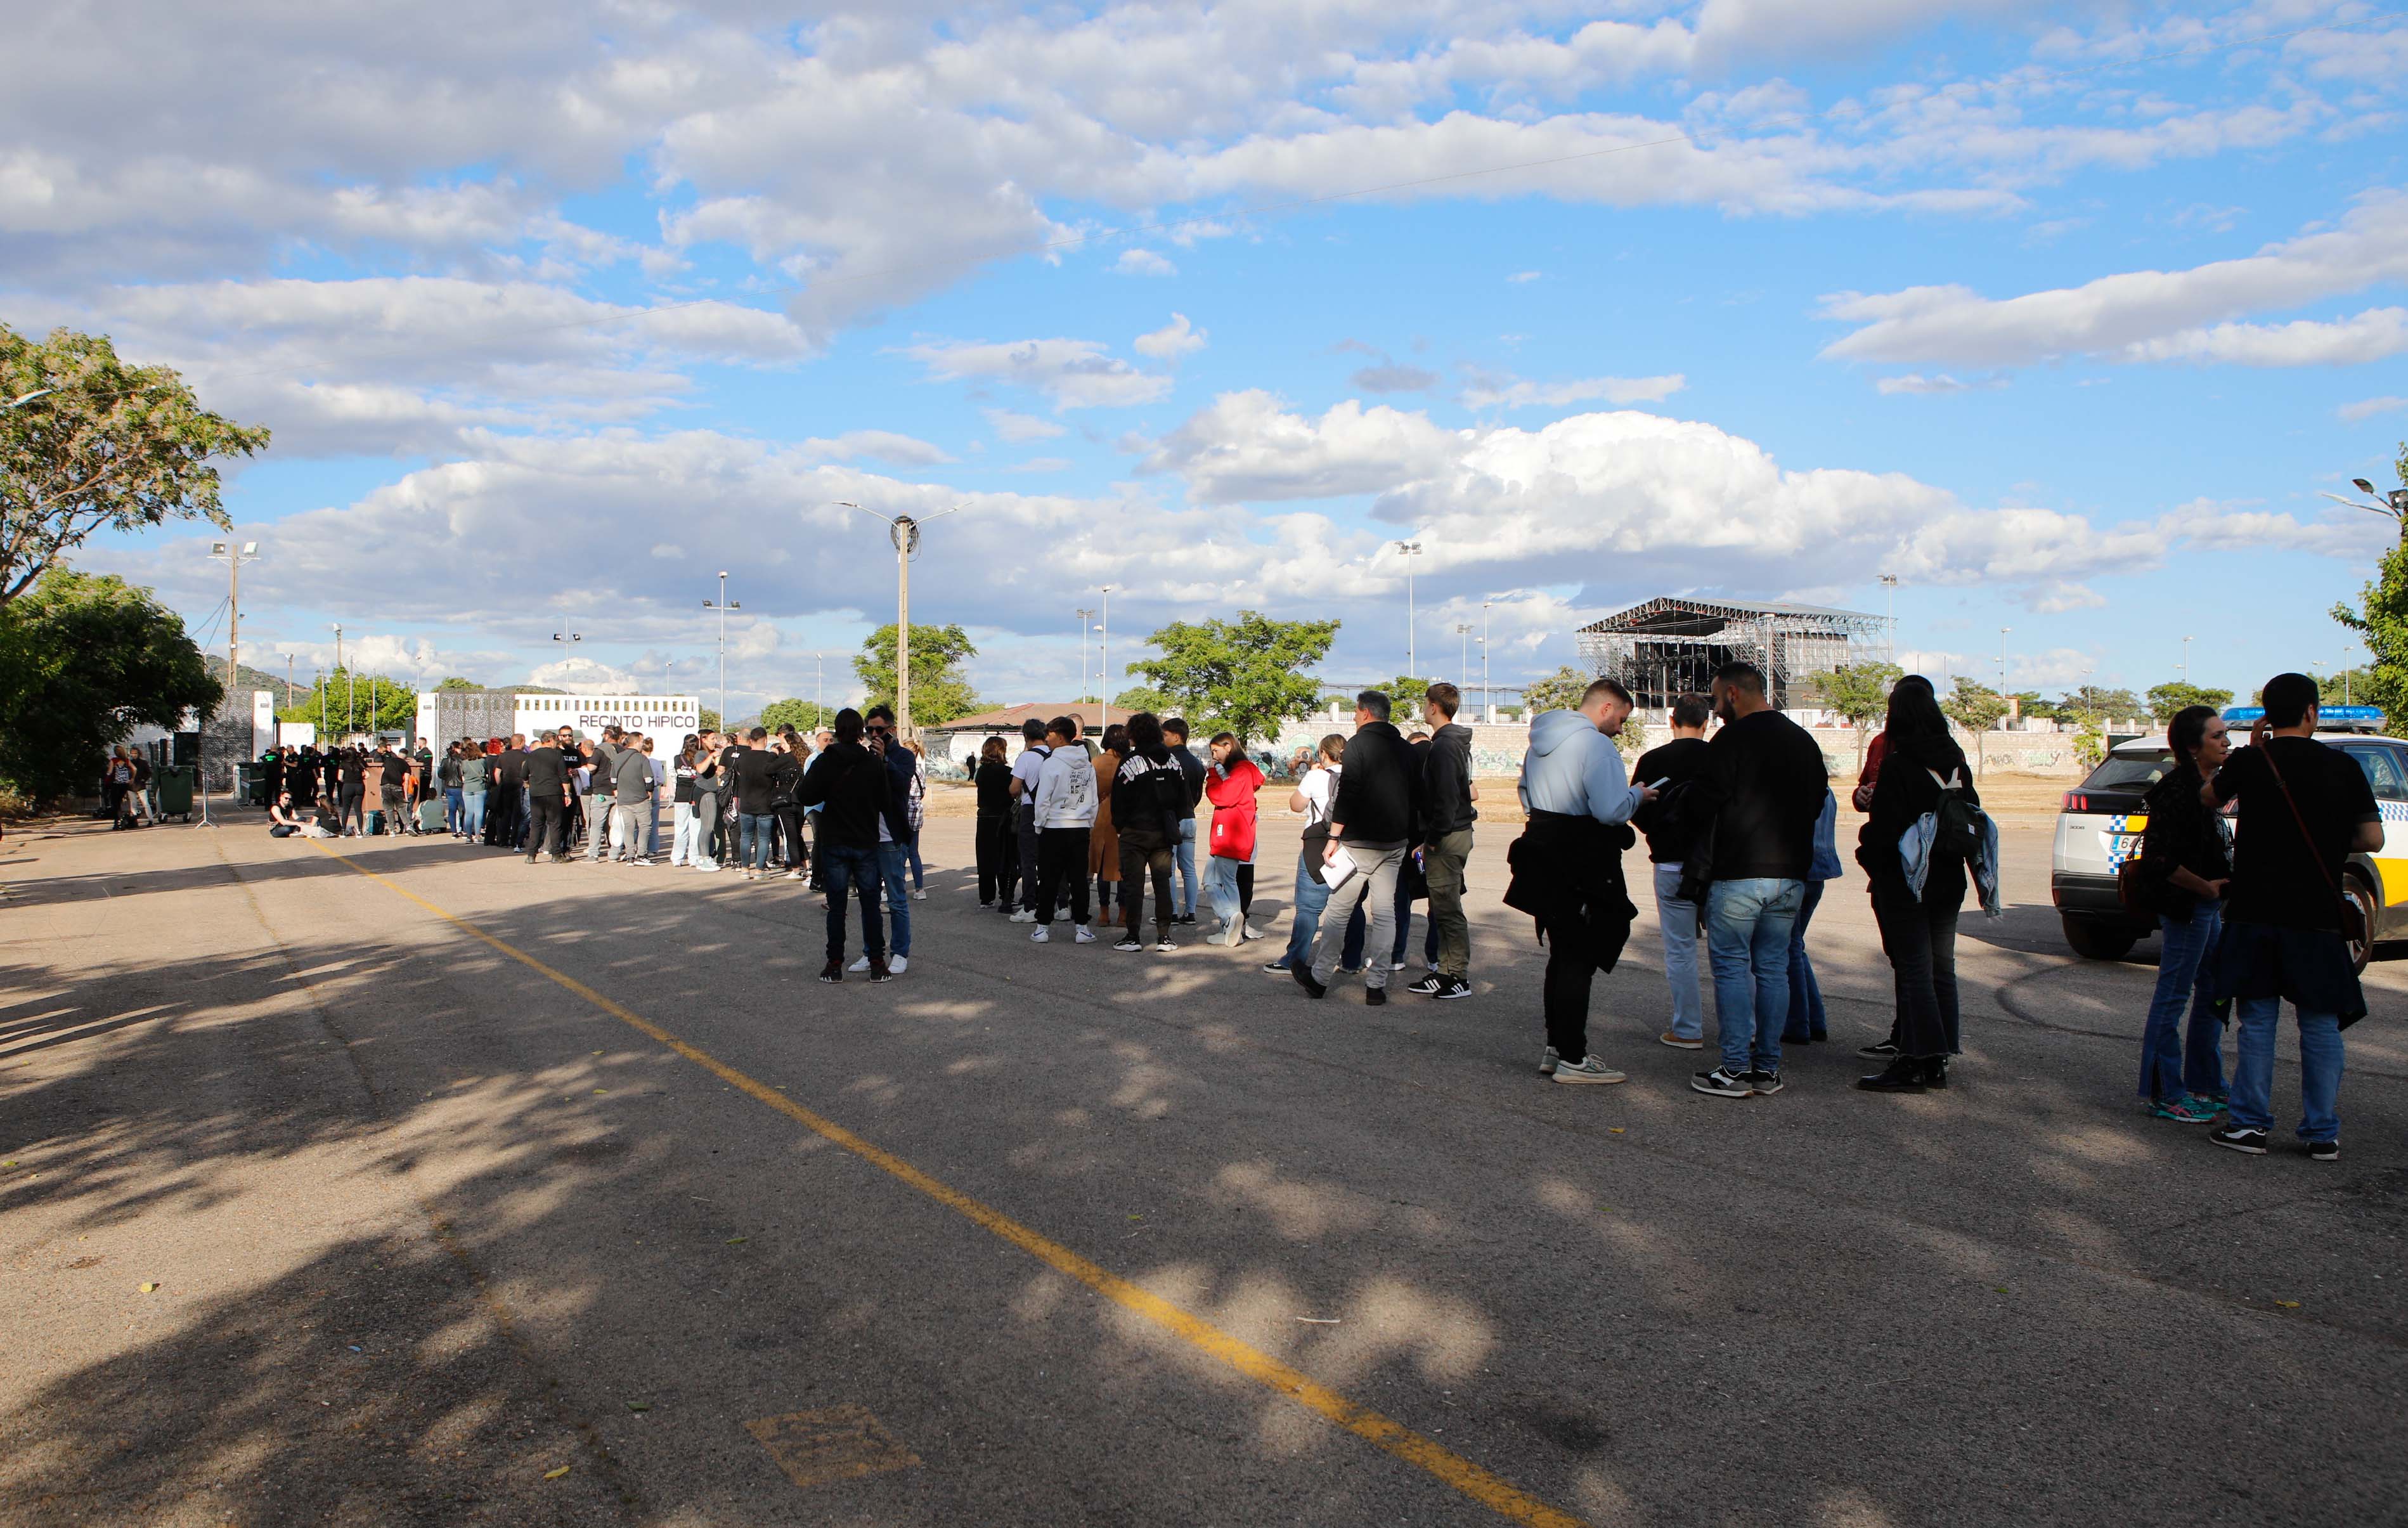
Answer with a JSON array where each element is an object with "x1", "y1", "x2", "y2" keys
[
  {"x1": 702, "y1": 573, "x2": 741, "y2": 729},
  {"x1": 1099, "y1": 586, "x2": 1115, "y2": 730},
  {"x1": 1879, "y1": 573, "x2": 1899, "y2": 664},
  {"x1": 1076, "y1": 608, "x2": 1096, "y2": 701},
  {"x1": 1456, "y1": 623, "x2": 1472, "y2": 688},
  {"x1": 1999, "y1": 628, "x2": 2012, "y2": 696},
  {"x1": 1395, "y1": 541, "x2": 1423, "y2": 675},
  {"x1": 838, "y1": 502, "x2": 963, "y2": 736},
  {"x1": 1480, "y1": 599, "x2": 1492, "y2": 720},
  {"x1": 204, "y1": 540, "x2": 260, "y2": 826}
]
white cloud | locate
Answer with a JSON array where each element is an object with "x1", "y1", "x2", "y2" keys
[
  {"x1": 904, "y1": 335, "x2": 1170, "y2": 410},
  {"x1": 984, "y1": 407, "x2": 1068, "y2": 441},
  {"x1": 1506, "y1": 270, "x2": 1541, "y2": 283},
  {"x1": 2341, "y1": 396, "x2": 2408, "y2": 422},
  {"x1": 1141, "y1": 390, "x2": 1462, "y2": 503},
  {"x1": 1113, "y1": 248, "x2": 1177, "y2": 276},
  {"x1": 1460, "y1": 372, "x2": 1688, "y2": 409},
  {"x1": 1821, "y1": 191, "x2": 2408, "y2": 368},
  {"x1": 798, "y1": 430, "x2": 955, "y2": 466},
  {"x1": 1134, "y1": 313, "x2": 1208, "y2": 362},
  {"x1": 1004, "y1": 456, "x2": 1073, "y2": 473},
  {"x1": 1874, "y1": 373, "x2": 2005, "y2": 395}
]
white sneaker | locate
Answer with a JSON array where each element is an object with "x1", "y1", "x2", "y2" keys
[
  {"x1": 1539, "y1": 1046, "x2": 1560, "y2": 1076},
  {"x1": 888, "y1": 955, "x2": 908, "y2": 974},
  {"x1": 1154, "y1": 940, "x2": 1177, "y2": 952},
  {"x1": 696, "y1": 862, "x2": 720, "y2": 873},
  {"x1": 1553, "y1": 1055, "x2": 1628, "y2": 1085},
  {"x1": 912, "y1": 889, "x2": 927, "y2": 901},
  {"x1": 1031, "y1": 926, "x2": 1051, "y2": 943},
  {"x1": 1010, "y1": 910, "x2": 1037, "y2": 923},
  {"x1": 847, "y1": 955, "x2": 871, "y2": 973},
  {"x1": 1073, "y1": 926, "x2": 1096, "y2": 944}
]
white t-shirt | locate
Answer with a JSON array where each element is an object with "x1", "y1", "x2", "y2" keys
[
  {"x1": 1298, "y1": 765, "x2": 1338, "y2": 824},
  {"x1": 1011, "y1": 744, "x2": 1050, "y2": 805}
]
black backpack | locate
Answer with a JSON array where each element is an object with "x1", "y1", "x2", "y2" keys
[{"x1": 1929, "y1": 768, "x2": 1986, "y2": 861}]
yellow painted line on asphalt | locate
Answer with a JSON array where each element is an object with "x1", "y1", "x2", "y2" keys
[{"x1": 306, "y1": 841, "x2": 1588, "y2": 1528}]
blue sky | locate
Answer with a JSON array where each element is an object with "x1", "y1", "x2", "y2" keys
[{"x1": 9, "y1": 0, "x2": 2407, "y2": 717}]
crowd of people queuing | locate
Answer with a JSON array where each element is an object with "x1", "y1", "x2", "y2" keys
[{"x1": 252, "y1": 664, "x2": 2364, "y2": 1157}]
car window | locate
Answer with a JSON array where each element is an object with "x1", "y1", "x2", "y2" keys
[
  {"x1": 2080, "y1": 751, "x2": 2172, "y2": 793},
  {"x1": 2343, "y1": 745, "x2": 2408, "y2": 801}
]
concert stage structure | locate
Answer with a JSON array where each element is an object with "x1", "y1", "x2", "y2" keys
[{"x1": 1575, "y1": 597, "x2": 1887, "y2": 709}]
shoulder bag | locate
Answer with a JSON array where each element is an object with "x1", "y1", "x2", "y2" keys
[{"x1": 2262, "y1": 748, "x2": 2367, "y2": 947}]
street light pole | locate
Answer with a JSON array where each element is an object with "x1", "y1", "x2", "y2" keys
[
  {"x1": 838, "y1": 502, "x2": 962, "y2": 737},
  {"x1": 1998, "y1": 627, "x2": 2011, "y2": 696},
  {"x1": 2182, "y1": 633, "x2": 2193, "y2": 687},
  {"x1": 1099, "y1": 586, "x2": 1114, "y2": 730},
  {"x1": 1076, "y1": 608, "x2": 1095, "y2": 702},
  {"x1": 1456, "y1": 623, "x2": 1472, "y2": 687},
  {"x1": 1880, "y1": 573, "x2": 1899, "y2": 664},
  {"x1": 1480, "y1": 599, "x2": 1492, "y2": 721},
  {"x1": 703, "y1": 574, "x2": 740, "y2": 730},
  {"x1": 1395, "y1": 541, "x2": 1422, "y2": 676}
]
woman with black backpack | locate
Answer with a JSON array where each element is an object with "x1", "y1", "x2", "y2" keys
[
  {"x1": 2132, "y1": 705, "x2": 2233, "y2": 1122},
  {"x1": 1110, "y1": 712, "x2": 1186, "y2": 952},
  {"x1": 1856, "y1": 678, "x2": 1980, "y2": 1094}
]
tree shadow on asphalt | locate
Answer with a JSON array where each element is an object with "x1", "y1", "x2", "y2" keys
[{"x1": 6, "y1": 832, "x2": 2408, "y2": 1526}]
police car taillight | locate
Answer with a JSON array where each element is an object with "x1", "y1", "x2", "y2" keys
[{"x1": 2062, "y1": 791, "x2": 2089, "y2": 812}]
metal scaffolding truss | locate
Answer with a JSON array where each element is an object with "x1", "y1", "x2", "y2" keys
[{"x1": 1575, "y1": 597, "x2": 1886, "y2": 709}]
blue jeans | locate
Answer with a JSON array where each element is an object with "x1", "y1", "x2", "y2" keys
[
  {"x1": 878, "y1": 841, "x2": 913, "y2": 957},
  {"x1": 1206, "y1": 853, "x2": 1245, "y2": 925},
  {"x1": 1175, "y1": 818, "x2": 1198, "y2": 916},
  {"x1": 444, "y1": 787, "x2": 465, "y2": 834},
  {"x1": 905, "y1": 831, "x2": 925, "y2": 891},
  {"x1": 737, "y1": 812, "x2": 774, "y2": 871},
  {"x1": 461, "y1": 791, "x2": 486, "y2": 838},
  {"x1": 1654, "y1": 862, "x2": 1704, "y2": 1042},
  {"x1": 821, "y1": 845, "x2": 886, "y2": 964},
  {"x1": 2228, "y1": 996, "x2": 2342, "y2": 1141},
  {"x1": 2139, "y1": 903, "x2": 2228, "y2": 1102},
  {"x1": 1706, "y1": 877, "x2": 1804, "y2": 1075},
  {"x1": 1275, "y1": 851, "x2": 1331, "y2": 969},
  {"x1": 1783, "y1": 879, "x2": 1828, "y2": 1042}
]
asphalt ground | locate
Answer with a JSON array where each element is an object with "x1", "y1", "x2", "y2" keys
[{"x1": 3, "y1": 806, "x2": 2404, "y2": 1527}]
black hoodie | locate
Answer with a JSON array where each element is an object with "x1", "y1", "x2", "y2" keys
[
  {"x1": 1855, "y1": 728, "x2": 1977, "y2": 903},
  {"x1": 800, "y1": 739, "x2": 891, "y2": 850},
  {"x1": 1420, "y1": 722, "x2": 1479, "y2": 836}
]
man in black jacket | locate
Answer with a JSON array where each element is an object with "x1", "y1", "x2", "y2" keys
[
  {"x1": 1631, "y1": 692, "x2": 1713, "y2": 1047},
  {"x1": 522, "y1": 731, "x2": 574, "y2": 863},
  {"x1": 1406, "y1": 683, "x2": 1479, "y2": 1000},
  {"x1": 1681, "y1": 661, "x2": 1827, "y2": 1099},
  {"x1": 1296, "y1": 690, "x2": 1423, "y2": 1004},
  {"x1": 800, "y1": 709, "x2": 894, "y2": 983}
]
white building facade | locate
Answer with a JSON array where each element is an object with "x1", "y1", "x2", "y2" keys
[{"x1": 415, "y1": 690, "x2": 702, "y2": 744}]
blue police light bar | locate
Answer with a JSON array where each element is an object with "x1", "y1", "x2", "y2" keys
[{"x1": 2222, "y1": 704, "x2": 2386, "y2": 732}]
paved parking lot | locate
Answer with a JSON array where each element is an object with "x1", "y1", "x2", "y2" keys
[{"x1": 3, "y1": 808, "x2": 2402, "y2": 1526}]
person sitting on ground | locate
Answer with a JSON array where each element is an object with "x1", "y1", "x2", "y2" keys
[{"x1": 268, "y1": 791, "x2": 332, "y2": 838}]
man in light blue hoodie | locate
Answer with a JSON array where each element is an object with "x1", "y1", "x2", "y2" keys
[{"x1": 1506, "y1": 678, "x2": 1655, "y2": 1084}]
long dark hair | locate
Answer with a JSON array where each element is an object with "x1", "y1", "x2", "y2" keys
[
  {"x1": 2168, "y1": 704, "x2": 2218, "y2": 763},
  {"x1": 1885, "y1": 679, "x2": 1949, "y2": 739}
]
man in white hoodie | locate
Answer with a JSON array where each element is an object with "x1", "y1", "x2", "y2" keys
[{"x1": 1030, "y1": 716, "x2": 1099, "y2": 944}]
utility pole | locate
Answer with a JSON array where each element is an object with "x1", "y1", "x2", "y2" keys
[
  {"x1": 283, "y1": 653, "x2": 295, "y2": 709},
  {"x1": 209, "y1": 540, "x2": 259, "y2": 700},
  {"x1": 1395, "y1": 540, "x2": 1422, "y2": 676},
  {"x1": 838, "y1": 501, "x2": 963, "y2": 737}
]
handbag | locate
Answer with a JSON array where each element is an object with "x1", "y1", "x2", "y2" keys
[{"x1": 2262, "y1": 747, "x2": 2367, "y2": 947}]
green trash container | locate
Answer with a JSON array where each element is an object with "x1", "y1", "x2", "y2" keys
[
  {"x1": 235, "y1": 761, "x2": 267, "y2": 806},
  {"x1": 155, "y1": 764, "x2": 195, "y2": 822}
]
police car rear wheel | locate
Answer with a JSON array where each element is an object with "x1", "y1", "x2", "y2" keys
[
  {"x1": 2344, "y1": 871, "x2": 2378, "y2": 975},
  {"x1": 2061, "y1": 916, "x2": 2137, "y2": 962}
]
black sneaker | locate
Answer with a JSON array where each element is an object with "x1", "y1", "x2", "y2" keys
[
  {"x1": 818, "y1": 960, "x2": 843, "y2": 984},
  {"x1": 1261, "y1": 960, "x2": 1291, "y2": 975},
  {"x1": 1404, "y1": 973, "x2": 1445, "y2": 997},
  {"x1": 1432, "y1": 976, "x2": 1471, "y2": 1000},
  {"x1": 2210, "y1": 1124, "x2": 2269, "y2": 1155},
  {"x1": 1692, "y1": 1067, "x2": 1753, "y2": 1099},
  {"x1": 2307, "y1": 1138, "x2": 2341, "y2": 1162},
  {"x1": 1174, "y1": 912, "x2": 1198, "y2": 925},
  {"x1": 1856, "y1": 1040, "x2": 1899, "y2": 1059},
  {"x1": 1744, "y1": 1069, "x2": 1783, "y2": 1096},
  {"x1": 865, "y1": 959, "x2": 895, "y2": 984},
  {"x1": 1291, "y1": 964, "x2": 1327, "y2": 1000},
  {"x1": 1364, "y1": 987, "x2": 1386, "y2": 1007}
]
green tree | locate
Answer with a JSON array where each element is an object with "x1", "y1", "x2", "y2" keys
[
  {"x1": 0, "y1": 568, "x2": 222, "y2": 799},
  {"x1": 1113, "y1": 684, "x2": 1177, "y2": 716},
  {"x1": 853, "y1": 622, "x2": 980, "y2": 726},
  {"x1": 1942, "y1": 677, "x2": 2010, "y2": 775},
  {"x1": 276, "y1": 668, "x2": 416, "y2": 735},
  {"x1": 760, "y1": 697, "x2": 834, "y2": 734},
  {"x1": 2057, "y1": 685, "x2": 2140, "y2": 725},
  {"x1": 2334, "y1": 441, "x2": 2408, "y2": 737},
  {"x1": 2146, "y1": 681, "x2": 2235, "y2": 722},
  {"x1": 1818, "y1": 661, "x2": 1903, "y2": 768},
  {"x1": 1522, "y1": 664, "x2": 1593, "y2": 715},
  {"x1": 2010, "y1": 690, "x2": 2061, "y2": 723},
  {"x1": 1, "y1": 324, "x2": 271, "y2": 604},
  {"x1": 1380, "y1": 675, "x2": 1439, "y2": 715},
  {"x1": 435, "y1": 675, "x2": 479, "y2": 690},
  {"x1": 1129, "y1": 611, "x2": 1339, "y2": 747},
  {"x1": 697, "y1": 706, "x2": 723, "y2": 735}
]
